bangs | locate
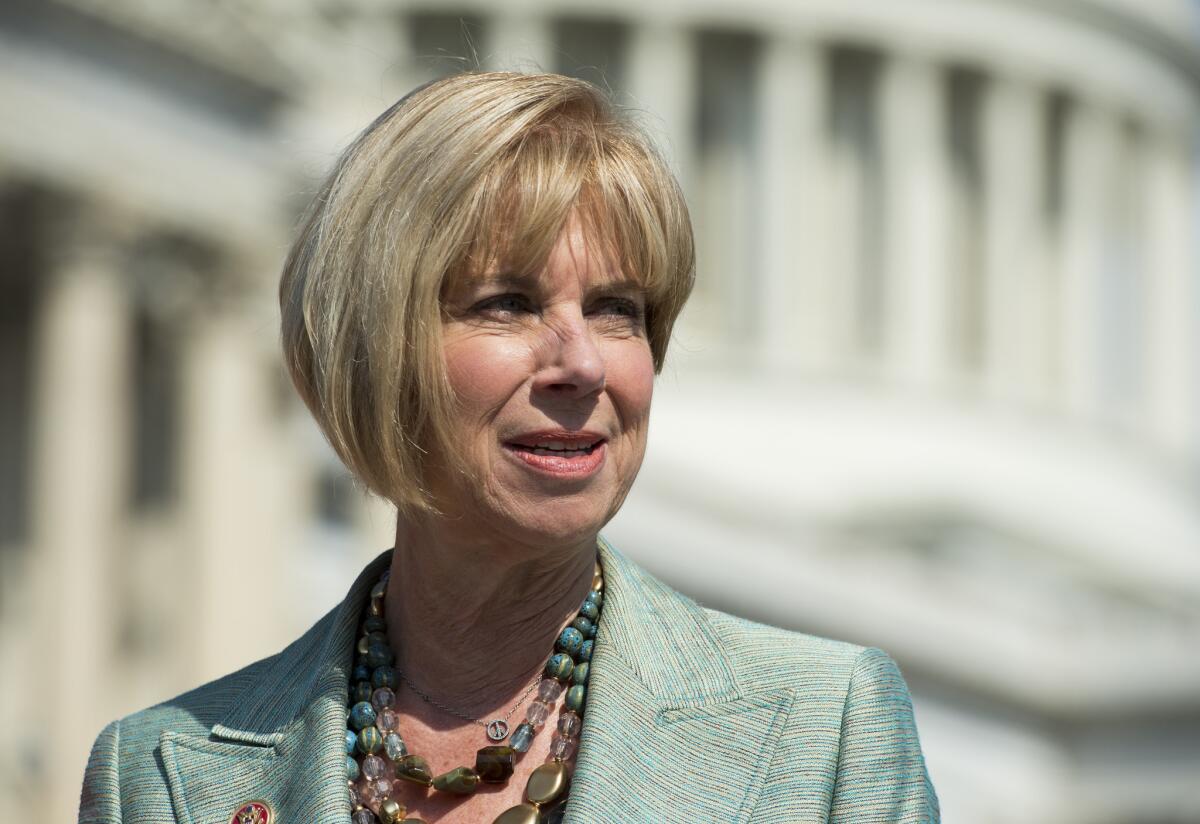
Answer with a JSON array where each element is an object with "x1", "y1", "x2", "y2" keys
[{"x1": 448, "y1": 118, "x2": 688, "y2": 321}]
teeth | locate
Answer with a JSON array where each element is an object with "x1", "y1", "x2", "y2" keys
[{"x1": 529, "y1": 440, "x2": 596, "y2": 451}]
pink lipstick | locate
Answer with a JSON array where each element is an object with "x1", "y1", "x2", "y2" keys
[{"x1": 503, "y1": 431, "x2": 607, "y2": 478}]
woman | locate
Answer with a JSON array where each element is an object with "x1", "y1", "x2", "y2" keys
[{"x1": 79, "y1": 72, "x2": 938, "y2": 824}]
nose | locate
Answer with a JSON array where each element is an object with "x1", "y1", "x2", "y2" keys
[{"x1": 533, "y1": 318, "x2": 606, "y2": 399}]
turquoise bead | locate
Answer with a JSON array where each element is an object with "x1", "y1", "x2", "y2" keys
[
  {"x1": 586, "y1": 620, "x2": 597, "y2": 639},
  {"x1": 365, "y1": 641, "x2": 393, "y2": 669},
  {"x1": 352, "y1": 664, "x2": 371, "y2": 682},
  {"x1": 349, "y1": 701, "x2": 377, "y2": 730},
  {"x1": 570, "y1": 661, "x2": 589, "y2": 685},
  {"x1": 585, "y1": 590, "x2": 603, "y2": 608},
  {"x1": 545, "y1": 653, "x2": 573, "y2": 681},
  {"x1": 345, "y1": 729, "x2": 358, "y2": 754},
  {"x1": 571, "y1": 616, "x2": 593, "y2": 636},
  {"x1": 556, "y1": 627, "x2": 583, "y2": 656},
  {"x1": 579, "y1": 600, "x2": 599, "y2": 622},
  {"x1": 357, "y1": 726, "x2": 383, "y2": 754},
  {"x1": 346, "y1": 755, "x2": 360, "y2": 781},
  {"x1": 352, "y1": 681, "x2": 373, "y2": 704},
  {"x1": 509, "y1": 722, "x2": 535, "y2": 753},
  {"x1": 564, "y1": 684, "x2": 585, "y2": 713},
  {"x1": 579, "y1": 640, "x2": 593, "y2": 662},
  {"x1": 372, "y1": 666, "x2": 397, "y2": 689}
]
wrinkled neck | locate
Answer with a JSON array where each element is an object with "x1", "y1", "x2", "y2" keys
[{"x1": 382, "y1": 514, "x2": 596, "y2": 722}]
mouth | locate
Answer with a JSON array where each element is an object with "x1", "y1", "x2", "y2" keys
[{"x1": 503, "y1": 432, "x2": 608, "y2": 477}]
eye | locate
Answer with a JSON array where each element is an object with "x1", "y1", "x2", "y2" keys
[
  {"x1": 591, "y1": 296, "x2": 644, "y2": 320},
  {"x1": 475, "y1": 293, "x2": 535, "y2": 316}
]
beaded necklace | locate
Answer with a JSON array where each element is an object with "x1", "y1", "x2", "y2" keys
[{"x1": 345, "y1": 560, "x2": 604, "y2": 824}]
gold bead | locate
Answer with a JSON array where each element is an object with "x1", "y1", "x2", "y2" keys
[
  {"x1": 378, "y1": 799, "x2": 406, "y2": 824},
  {"x1": 369, "y1": 598, "x2": 384, "y2": 617},
  {"x1": 493, "y1": 803, "x2": 540, "y2": 824},
  {"x1": 357, "y1": 636, "x2": 370, "y2": 655},
  {"x1": 591, "y1": 572, "x2": 603, "y2": 592},
  {"x1": 525, "y1": 760, "x2": 569, "y2": 805}
]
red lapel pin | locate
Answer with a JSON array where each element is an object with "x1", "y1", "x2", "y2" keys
[{"x1": 230, "y1": 800, "x2": 272, "y2": 824}]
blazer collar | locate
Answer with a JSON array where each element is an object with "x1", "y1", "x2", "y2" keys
[
  {"x1": 565, "y1": 537, "x2": 794, "y2": 822},
  {"x1": 161, "y1": 538, "x2": 791, "y2": 824}
]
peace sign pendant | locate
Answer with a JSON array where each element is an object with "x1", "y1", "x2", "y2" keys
[{"x1": 486, "y1": 719, "x2": 509, "y2": 741}]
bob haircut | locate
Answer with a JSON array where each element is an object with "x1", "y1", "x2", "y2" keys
[{"x1": 279, "y1": 71, "x2": 696, "y2": 515}]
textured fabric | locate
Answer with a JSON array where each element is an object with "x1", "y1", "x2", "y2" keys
[{"x1": 78, "y1": 536, "x2": 939, "y2": 822}]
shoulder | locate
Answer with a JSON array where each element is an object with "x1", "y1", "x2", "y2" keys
[
  {"x1": 698, "y1": 610, "x2": 939, "y2": 821},
  {"x1": 701, "y1": 606, "x2": 919, "y2": 708},
  {"x1": 79, "y1": 652, "x2": 283, "y2": 823},
  {"x1": 701, "y1": 606, "x2": 870, "y2": 689},
  {"x1": 78, "y1": 607, "x2": 335, "y2": 823}
]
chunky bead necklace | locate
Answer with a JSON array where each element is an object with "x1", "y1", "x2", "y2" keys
[{"x1": 344, "y1": 560, "x2": 604, "y2": 824}]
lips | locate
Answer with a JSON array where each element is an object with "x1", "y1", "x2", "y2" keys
[{"x1": 503, "y1": 431, "x2": 607, "y2": 477}]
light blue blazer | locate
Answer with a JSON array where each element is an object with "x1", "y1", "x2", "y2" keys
[{"x1": 79, "y1": 537, "x2": 939, "y2": 822}]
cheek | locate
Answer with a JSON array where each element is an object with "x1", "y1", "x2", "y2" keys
[
  {"x1": 607, "y1": 342, "x2": 655, "y2": 434},
  {"x1": 443, "y1": 335, "x2": 534, "y2": 418}
]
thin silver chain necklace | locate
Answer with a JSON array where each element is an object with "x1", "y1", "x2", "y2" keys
[{"x1": 395, "y1": 667, "x2": 543, "y2": 741}]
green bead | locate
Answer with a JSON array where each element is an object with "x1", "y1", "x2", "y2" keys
[
  {"x1": 475, "y1": 745, "x2": 516, "y2": 783},
  {"x1": 357, "y1": 726, "x2": 383, "y2": 754},
  {"x1": 570, "y1": 661, "x2": 589, "y2": 685},
  {"x1": 545, "y1": 653, "x2": 573, "y2": 681},
  {"x1": 571, "y1": 616, "x2": 594, "y2": 637},
  {"x1": 395, "y1": 754, "x2": 433, "y2": 786},
  {"x1": 352, "y1": 681, "x2": 374, "y2": 704},
  {"x1": 564, "y1": 684, "x2": 586, "y2": 713},
  {"x1": 432, "y1": 766, "x2": 481, "y2": 795},
  {"x1": 364, "y1": 615, "x2": 387, "y2": 633}
]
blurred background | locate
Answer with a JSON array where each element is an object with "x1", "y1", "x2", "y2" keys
[{"x1": 2, "y1": 0, "x2": 1199, "y2": 821}]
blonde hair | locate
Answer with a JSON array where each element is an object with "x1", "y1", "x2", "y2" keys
[{"x1": 279, "y1": 71, "x2": 695, "y2": 514}]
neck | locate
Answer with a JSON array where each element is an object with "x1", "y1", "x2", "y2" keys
[{"x1": 384, "y1": 514, "x2": 596, "y2": 722}]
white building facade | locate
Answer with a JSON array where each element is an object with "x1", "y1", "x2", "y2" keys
[{"x1": 0, "y1": 1, "x2": 1197, "y2": 821}]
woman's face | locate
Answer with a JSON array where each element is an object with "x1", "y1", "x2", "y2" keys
[{"x1": 433, "y1": 214, "x2": 655, "y2": 549}]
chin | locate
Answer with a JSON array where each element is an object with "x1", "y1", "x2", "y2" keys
[{"x1": 501, "y1": 492, "x2": 618, "y2": 549}]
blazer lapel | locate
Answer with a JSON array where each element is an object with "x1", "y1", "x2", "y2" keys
[
  {"x1": 159, "y1": 538, "x2": 791, "y2": 823},
  {"x1": 565, "y1": 538, "x2": 794, "y2": 823},
  {"x1": 162, "y1": 550, "x2": 391, "y2": 824}
]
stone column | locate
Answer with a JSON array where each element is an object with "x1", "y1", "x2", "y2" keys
[
  {"x1": 880, "y1": 53, "x2": 953, "y2": 387},
  {"x1": 1141, "y1": 127, "x2": 1197, "y2": 454},
  {"x1": 179, "y1": 274, "x2": 289, "y2": 683},
  {"x1": 30, "y1": 208, "x2": 132, "y2": 824},
  {"x1": 627, "y1": 20, "x2": 698, "y2": 201},
  {"x1": 1059, "y1": 103, "x2": 1119, "y2": 421},
  {"x1": 981, "y1": 78, "x2": 1052, "y2": 406},
  {"x1": 757, "y1": 35, "x2": 833, "y2": 371},
  {"x1": 486, "y1": 8, "x2": 554, "y2": 72}
]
